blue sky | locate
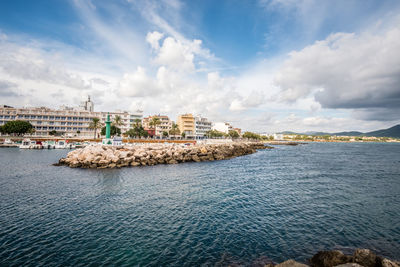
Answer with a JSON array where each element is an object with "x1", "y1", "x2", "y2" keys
[{"x1": 0, "y1": 0, "x2": 400, "y2": 132}]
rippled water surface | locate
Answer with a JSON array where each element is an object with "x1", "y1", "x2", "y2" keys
[{"x1": 0, "y1": 143, "x2": 399, "y2": 266}]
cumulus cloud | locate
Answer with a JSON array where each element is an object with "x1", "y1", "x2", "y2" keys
[
  {"x1": 118, "y1": 67, "x2": 160, "y2": 97},
  {"x1": 146, "y1": 32, "x2": 210, "y2": 72},
  {"x1": 146, "y1": 31, "x2": 164, "y2": 50},
  {"x1": 0, "y1": 42, "x2": 90, "y2": 89},
  {"x1": 274, "y1": 25, "x2": 400, "y2": 120},
  {"x1": 0, "y1": 80, "x2": 19, "y2": 96}
]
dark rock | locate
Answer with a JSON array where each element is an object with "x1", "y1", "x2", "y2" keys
[
  {"x1": 353, "y1": 249, "x2": 378, "y2": 267},
  {"x1": 276, "y1": 259, "x2": 309, "y2": 267},
  {"x1": 310, "y1": 250, "x2": 352, "y2": 267}
]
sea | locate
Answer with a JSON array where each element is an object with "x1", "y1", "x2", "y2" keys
[{"x1": 0, "y1": 142, "x2": 399, "y2": 266}]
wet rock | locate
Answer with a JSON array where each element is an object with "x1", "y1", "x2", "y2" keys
[
  {"x1": 353, "y1": 249, "x2": 378, "y2": 267},
  {"x1": 310, "y1": 250, "x2": 352, "y2": 267},
  {"x1": 334, "y1": 264, "x2": 364, "y2": 267},
  {"x1": 276, "y1": 259, "x2": 309, "y2": 267},
  {"x1": 381, "y1": 259, "x2": 400, "y2": 267}
]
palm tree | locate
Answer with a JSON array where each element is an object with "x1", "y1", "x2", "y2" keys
[
  {"x1": 131, "y1": 119, "x2": 143, "y2": 138},
  {"x1": 113, "y1": 115, "x2": 124, "y2": 128},
  {"x1": 169, "y1": 122, "x2": 180, "y2": 137},
  {"x1": 89, "y1": 117, "x2": 102, "y2": 139},
  {"x1": 149, "y1": 117, "x2": 161, "y2": 138}
]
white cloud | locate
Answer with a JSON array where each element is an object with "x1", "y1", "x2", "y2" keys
[
  {"x1": 274, "y1": 25, "x2": 400, "y2": 120},
  {"x1": 146, "y1": 31, "x2": 164, "y2": 50},
  {"x1": 118, "y1": 67, "x2": 160, "y2": 97}
]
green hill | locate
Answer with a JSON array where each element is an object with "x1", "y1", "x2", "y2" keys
[
  {"x1": 363, "y1": 124, "x2": 400, "y2": 138},
  {"x1": 279, "y1": 124, "x2": 400, "y2": 138}
]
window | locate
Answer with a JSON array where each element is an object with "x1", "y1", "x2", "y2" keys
[{"x1": 49, "y1": 116, "x2": 54, "y2": 119}]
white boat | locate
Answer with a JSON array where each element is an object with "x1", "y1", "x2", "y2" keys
[
  {"x1": 19, "y1": 139, "x2": 35, "y2": 149},
  {"x1": 4, "y1": 138, "x2": 14, "y2": 145},
  {"x1": 55, "y1": 140, "x2": 75, "y2": 149},
  {"x1": 42, "y1": 140, "x2": 56, "y2": 149},
  {"x1": 55, "y1": 140, "x2": 67, "y2": 149}
]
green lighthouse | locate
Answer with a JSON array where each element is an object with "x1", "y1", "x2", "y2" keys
[
  {"x1": 105, "y1": 113, "x2": 111, "y2": 139},
  {"x1": 102, "y1": 113, "x2": 113, "y2": 145}
]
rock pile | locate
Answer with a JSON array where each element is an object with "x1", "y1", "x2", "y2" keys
[
  {"x1": 309, "y1": 249, "x2": 399, "y2": 267},
  {"x1": 56, "y1": 142, "x2": 272, "y2": 169},
  {"x1": 245, "y1": 249, "x2": 399, "y2": 267}
]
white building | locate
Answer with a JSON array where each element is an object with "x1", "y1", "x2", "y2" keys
[
  {"x1": 212, "y1": 122, "x2": 233, "y2": 134},
  {"x1": 194, "y1": 115, "x2": 212, "y2": 138},
  {"x1": 100, "y1": 110, "x2": 143, "y2": 134},
  {"x1": 79, "y1": 96, "x2": 94, "y2": 112},
  {"x1": 0, "y1": 99, "x2": 143, "y2": 137}
]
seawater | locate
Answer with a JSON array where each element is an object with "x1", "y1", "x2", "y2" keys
[{"x1": 0, "y1": 142, "x2": 399, "y2": 266}]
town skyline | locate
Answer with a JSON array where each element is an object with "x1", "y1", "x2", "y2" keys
[{"x1": 0, "y1": 0, "x2": 399, "y2": 133}]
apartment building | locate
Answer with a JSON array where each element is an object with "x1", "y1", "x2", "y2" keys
[
  {"x1": 194, "y1": 115, "x2": 212, "y2": 138},
  {"x1": 100, "y1": 110, "x2": 143, "y2": 134},
  {"x1": 212, "y1": 122, "x2": 234, "y2": 134},
  {"x1": 0, "y1": 98, "x2": 143, "y2": 137},
  {"x1": 177, "y1": 113, "x2": 195, "y2": 138},
  {"x1": 142, "y1": 115, "x2": 172, "y2": 136}
]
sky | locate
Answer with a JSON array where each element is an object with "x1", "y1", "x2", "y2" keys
[{"x1": 0, "y1": 0, "x2": 399, "y2": 133}]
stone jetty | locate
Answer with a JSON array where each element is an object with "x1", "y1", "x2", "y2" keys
[{"x1": 56, "y1": 142, "x2": 272, "y2": 169}]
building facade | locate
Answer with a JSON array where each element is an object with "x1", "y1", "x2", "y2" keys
[
  {"x1": 0, "y1": 99, "x2": 143, "y2": 137},
  {"x1": 212, "y1": 122, "x2": 233, "y2": 134},
  {"x1": 177, "y1": 114, "x2": 195, "y2": 138},
  {"x1": 142, "y1": 115, "x2": 172, "y2": 136},
  {"x1": 194, "y1": 115, "x2": 212, "y2": 138}
]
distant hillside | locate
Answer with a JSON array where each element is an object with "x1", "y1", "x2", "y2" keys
[
  {"x1": 363, "y1": 124, "x2": 400, "y2": 138},
  {"x1": 332, "y1": 131, "x2": 363, "y2": 136},
  {"x1": 279, "y1": 124, "x2": 400, "y2": 138}
]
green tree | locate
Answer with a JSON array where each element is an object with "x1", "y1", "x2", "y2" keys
[
  {"x1": 127, "y1": 119, "x2": 147, "y2": 138},
  {"x1": 205, "y1": 130, "x2": 225, "y2": 138},
  {"x1": 162, "y1": 131, "x2": 169, "y2": 138},
  {"x1": 89, "y1": 117, "x2": 102, "y2": 139},
  {"x1": 169, "y1": 123, "x2": 180, "y2": 136},
  {"x1": 49, "y1": 130, "x2": 57, "y2": 136},
  {"x1": 228, "y1": 130, "x2": 239, "y2": 138},
  {"x1": 242, "y1": 131, "x2": 261, "y2": 140},
  {"x1": 0, "y1": 120, "x2": 33, "y2": 135},
  {"x1": 149, "y1": 117, "x2": 161, "y2": 137},
  {"x1": 101, "y1": 125, "x2": 121, "y2": 136},
  {"x1": 181, "y1": 132, "x2": 186, "y2": 138},
  {"x1": 113, "y1": 115, "x2": 124, "y2": 128}
]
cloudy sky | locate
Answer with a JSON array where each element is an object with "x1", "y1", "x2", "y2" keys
[{"x1": 0, "y1": 0, "x2": 399, "y2": 133}]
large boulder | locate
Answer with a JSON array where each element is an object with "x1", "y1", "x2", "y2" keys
[
  {"x1": 381, "y1": 259, "x2": 400, "y2": 267},
  {"x1": 353, "y1": 249, "x2": 379, "y2": 267},
  {"x1": 334, "y1": 264, "x2": 364, "y2": 267},
  {"x1": 310, "y1": 250, "x2": 352, "y2": 267},
  {"x1": 276, "y1": 259, "x2": 309, "y2": 267}
]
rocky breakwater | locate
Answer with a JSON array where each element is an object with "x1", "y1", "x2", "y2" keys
[{"x1": 55, "y1": 142, "x2": 272, "y2": 169}]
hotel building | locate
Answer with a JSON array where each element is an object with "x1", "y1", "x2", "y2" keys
[
  {"x1": 194, "y1": 115, "x2": 212, "y2": 138},
  {"x1": 0, "y1": 97, "x2": 142, "y2": 137},
  {"x1": 177, "y1": 113, "x2": 196, "y2": 138}
]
